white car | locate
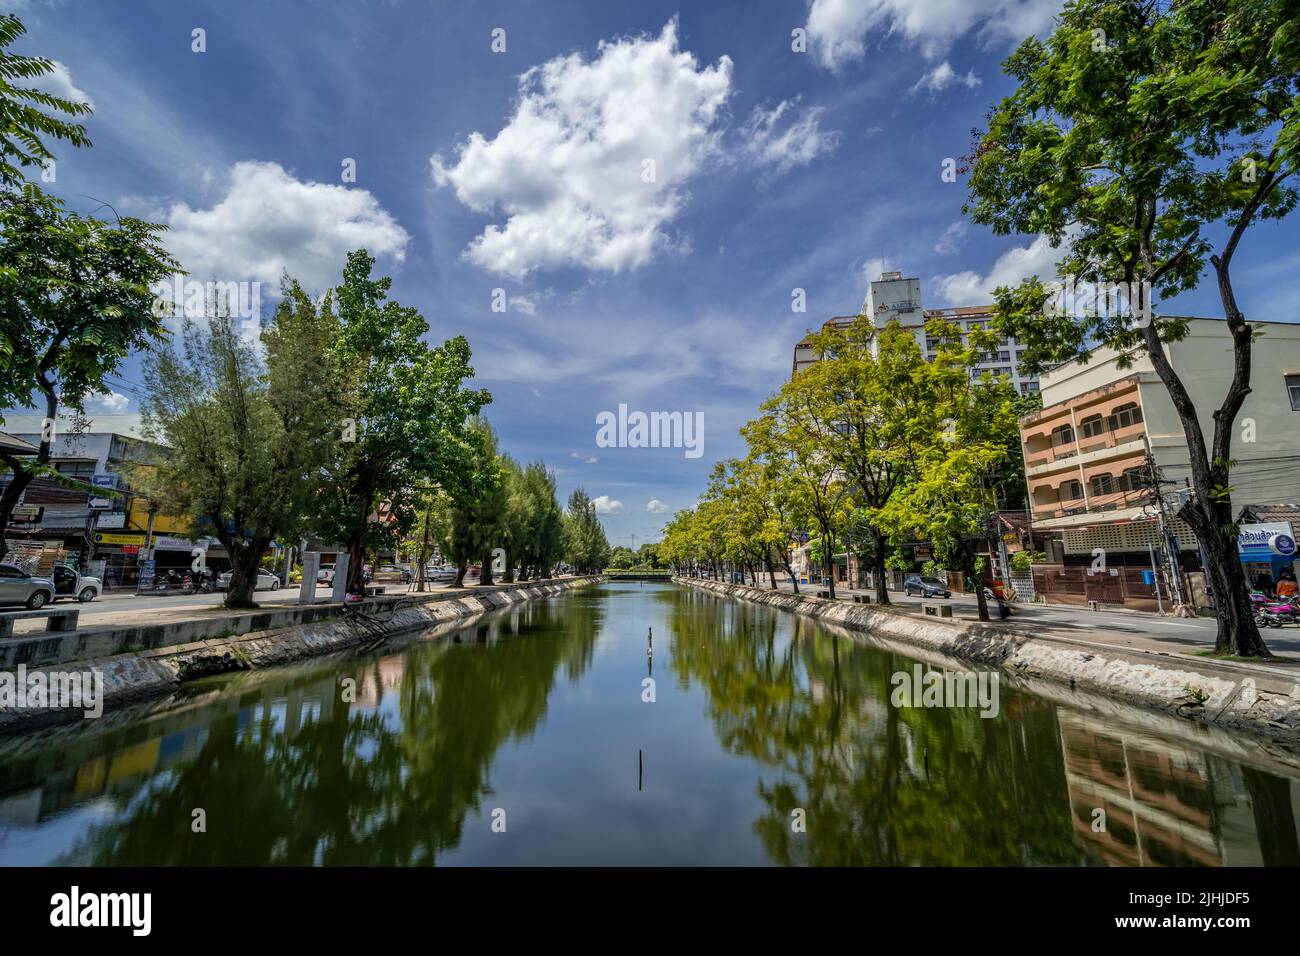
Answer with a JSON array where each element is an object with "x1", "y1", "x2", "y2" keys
[
  {"x1": 423, "y1": 566, "x2": 456, "y2": 583},
  {"x1": 216, "y1": 569, "x2": 282, "y2": 591},
  {"x1": 317, "y1": 563, "x2": 336, "y2": 585}
]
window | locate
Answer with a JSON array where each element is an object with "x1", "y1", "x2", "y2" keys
[
  {"x1": 1061, "y1": 479, "x2": 1083, "y2": 500},
  {"x1": 1023, "y1": 381, "x2": 1040, "y2": 393},
  {"x1": 1287, "y1": 374, "x2": 1300, "y2": 411},
  {"x1": 1079, "y1": 414, "x2": 1105, "y2": 438},
  {"x1": 1090, "y1": 474, "x2": 1115, "y2": 496},
  {"x1": 1050, "y1": 424, "x2": 1074, "y2": 447},
  {"x1": 1118, "y1": 467, "x2": 1147, "y2": 493},
  {"x1": 1108, "y1": 402, "x2": 1143, "y2": 430}
]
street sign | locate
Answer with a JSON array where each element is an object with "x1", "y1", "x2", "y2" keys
[{"x1": 88, "y1": 474, "x2": 118, "y2": 510}]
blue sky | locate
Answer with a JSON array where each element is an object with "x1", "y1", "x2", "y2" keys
[{"x1": 18, "y1": 0, "x2": 1300, "y2": 547}]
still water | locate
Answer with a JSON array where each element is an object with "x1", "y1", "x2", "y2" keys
[{"x1": 1, "y1": 581, "x2": 1297, "y2": 866}]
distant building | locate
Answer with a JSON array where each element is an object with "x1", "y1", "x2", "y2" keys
[
  {"x1": 791, "y1": 271, "x2": 1041, "y2": 395},
  {"x1": 0, "y1": 413, "x2": 209, "y2": 588}
]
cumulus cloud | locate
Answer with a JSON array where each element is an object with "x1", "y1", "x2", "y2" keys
[
  {"x1": 804, "y1": 0, "x2": 1063, "y2": 70},
  {"x1": 84, "y1": 391, "x2": 129, "y2": 414},
  {"x1": 911, "y1": 61, "x2": 981, "y2": 94},
  {"x1": 35, "y1": 61, "x2": 93, "y2": 108},
  {"x1": 932, "y1": 233, "x2": 1070, "y2": 304},
  {"x1": 740, "y1": 98, "x2": 839, "y2": 178},
  {"x1": 646, "y1": 499, "x2": 669, "y2": 514},
  {"x1": 860, "y1": 255, "x2": 898, "y2": 285},
  {"x1": 593, "y1": 495, "x2": 624, "y2": 515},
  {"x1": 162, "y1": 161, "x2": 410, "y2": 292},
  {"x1": 431, "y1": 19, "x2": 732, "y2": 279}
]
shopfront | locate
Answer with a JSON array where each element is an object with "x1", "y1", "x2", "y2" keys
[{"x1": 1237, "y1": 521, "x2": 1297, "y2": 590}]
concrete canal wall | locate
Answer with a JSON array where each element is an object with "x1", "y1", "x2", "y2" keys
[
  {"x1": 0, "y1": 577, "x2": 599, "y2": 732},
  {"x1": 677, "y1": 577, "x2": 1300, "y2": 746}
]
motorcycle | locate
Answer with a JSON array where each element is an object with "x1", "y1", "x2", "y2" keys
[{"x1": 1255, "y1": 597, "x2": 1299, "y2": 628}]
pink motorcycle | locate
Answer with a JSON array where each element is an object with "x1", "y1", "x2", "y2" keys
[{"x1": 1254, "y1": 595, "x2": 1300, "y2": 628}]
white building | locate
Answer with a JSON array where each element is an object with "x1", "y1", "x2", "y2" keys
[{"x1": 792, "y1": 271, "x2": 1041, "y2": 395}]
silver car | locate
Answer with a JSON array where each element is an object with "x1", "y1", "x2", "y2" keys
[
  {"x1": 216, "y1": 569, "x2": 282, "y2": 591},
  {"x1": 0, "y1": 563, "x2": 57, "y2": 609}
]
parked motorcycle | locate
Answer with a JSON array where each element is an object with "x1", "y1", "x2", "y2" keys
[{"x1": 1255, "y1": 597, "x2": 1299, "y2": 628}]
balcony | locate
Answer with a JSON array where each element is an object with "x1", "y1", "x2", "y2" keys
[{"x1": 1025, "y1": 436, "x2": 1146, "y2": 478}]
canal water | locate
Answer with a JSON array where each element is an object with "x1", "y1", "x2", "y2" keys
[{"x1": 1, "y1": 581, "x2": 1297, "y2": 866}]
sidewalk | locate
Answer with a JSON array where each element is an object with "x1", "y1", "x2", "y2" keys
[{"x1": 735, "y1": 577, "x2": 1300, "y2": 670}]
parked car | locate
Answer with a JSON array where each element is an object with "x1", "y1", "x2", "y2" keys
[
  {"x1": 216, "y1": 569, "x2": 282, "y2": 591},
  {"x1": 903, "y1": 574, "x2": 951, "y2": 598},
  {"x1": 375, "y1": 564, "x2": 412, "y2": 583},
  {"x1": 51, "y1": 564, "x2": 101, "y2": 603},
  {"x1": 423, "y1": 565, "x2": 457, "y2": 583},
  {"x1": 317, "y1": 563, "x2": 336, "y2": 585},
  {"x1": 0, "y1": 563, "x2": 56, "y2": 609}
]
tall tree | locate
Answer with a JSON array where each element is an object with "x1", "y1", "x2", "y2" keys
[
  {"x1": 965, "y1": 0, "x2": 1300, "y2": 655},
  {"x1": 311, "y1": 250, "x2": 490, "y2": 593},
  {"x1": 141, "y1": 282, "x2": 339, "y2": 608},
  {"x1": 0, "y1": 187, "x2": 176, "y2": 559},
  {"x1": 563, "y1": 488, "x2": 610, "y2": 574},
  {"x1": 446, "y1": 418, "x2": 507, "y2": 588}
]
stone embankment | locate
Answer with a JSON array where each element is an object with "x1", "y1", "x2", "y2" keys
[
  {"x1": 678, "y1": 577, "x2": 1300, "y2": 745},
  {"x1": 0, "y1": 577, "x2": 598, "y2": 732}
]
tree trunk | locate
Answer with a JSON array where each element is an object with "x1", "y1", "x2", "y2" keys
[
  {"x1": 479, "y1": 550, "x2": 494, "y2": 586},
  {"x1": 0, "y1": 459, "x2": 33, "y2": 564},
  {"x1": 767, "y1": 556, "x2": 777, "y2": 589},
  {"x1": 1196, "y1": 504, "x2": 1270, "y2": 656},
  {"x1": 454, "y1": 558, "x2": 468, "y2": 587},
  {"x1": 871, "y1": 526, "x2": 891, "y2": 605},
  {"x1": 823, "y1": 528, "x2": 836, "y2": 599},
  {"x1": 224, "y1": 539, "x2": 265, "y2": 609},
  {"x1": 972, "y1": 565, "x2": 990, "y2": 622}
]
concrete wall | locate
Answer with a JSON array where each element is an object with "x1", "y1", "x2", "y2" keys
[{"x1": 0, "y1": 577, "x2": 600, "y2": 731}]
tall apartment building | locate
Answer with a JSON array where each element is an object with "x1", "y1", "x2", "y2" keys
[
  {"x1": 792, "y1": 271, "x2": 1041, "y2": 395},
  {"x1": 1019, "y1": 318, "x2": 1300, "y2": 610}
]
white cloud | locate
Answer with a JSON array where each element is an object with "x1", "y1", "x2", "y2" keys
[
  {"x1": 163, "y1": 161, "x2": 409, "y2": 292},
  {"x1": 860, "y1": 255, "x2": 898, "y2": 286},
  {"x1": 431, "y1": 19, "x2": 732, "y2": 279},
  {"x1": 911, "y1": 61, "x2": 981, "y2": 94},
  {"x1": 932, "y1": 233, "x2": 1070, "y2": 304},
  {"x1": 35, "y1": 61, "x2": 93, "y2": 108},
  {"x1": 740, "y1": 98, "x2": 840, "y2": 178},
  {"x1": 805, "y1": 0, "x2": 1063, "y2": 70},
  {"x1": 84, "y1": 391, "x2": 129, "y2": 414},
  {"x1": 646, "y1": 499, "x2": 669, "y2": 514},
  {"x1": 570, "y1": 451, "x2": 598, "y2": 464},
  {"x1": 934, "y1": 221, "x2": 969, "y2": 255},
  {"x1": 593, "y1": 495, "x2": 624, "y2": 515}
]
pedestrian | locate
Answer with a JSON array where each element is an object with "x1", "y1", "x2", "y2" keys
[{"x1": 1253, "y1": 570, "x2": 1273, "y2": 596}]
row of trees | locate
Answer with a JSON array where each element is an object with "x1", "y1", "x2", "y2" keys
[
  {"x1": 404, "y1": 432, "x2": 611, "y2": 587},
  {"x1": 0, "y1": 13, "x2": 609, "y2": 607},
  {"x1": 660, "y1": 317, "x2": 1023, "y2": 622}
]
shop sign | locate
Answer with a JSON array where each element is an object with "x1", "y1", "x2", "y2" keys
[
  {"x1": 96, "y1": 512, "x2": 126, "y2": 529},
  {"x1": 1238, "y1": 522, "x2": 1297, "y2": 558},
  {"x1": 93, "y1": 532, "x2": 144, "y2": 546},
  {"x1": 10, "y1": 505, "x2": 41, "y2": 524}
]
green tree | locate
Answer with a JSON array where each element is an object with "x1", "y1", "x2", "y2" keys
[
  {"x1": 563, "y1": 488, "x2": 610, "y2": 574},
  {"x1": 310, "y1": 250, "x2": 490, "y2": 593},
  {"x1": 0, "y1": 187, "x2": 177, "y2": 559},
  {"x1": 446, "y1": 418, "x2": 507, "y2": 587},
  {"x1": 0, "y1": 14, "x2": 92, "y2": 187},
  {"x1": 877, "y1": 332, "x2": 1021, "y2": 621},
  {"x1": 141, "y1": 283, "x2": 340, "y2": 607},
  {"x1": 513, "y1": 461, "x2": 565, "y2": 580},
  {"x1": 965, "y1": 0, "x2": 1300, "y2": 655}
]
